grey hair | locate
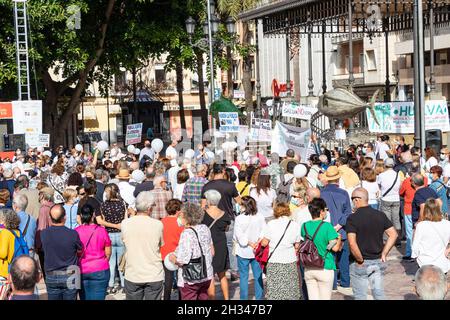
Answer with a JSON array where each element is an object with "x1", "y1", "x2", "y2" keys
[
  {"x1": 0, "y1": 208, "x2": 20, "y2": 230},
  {"x1": 153, "y1": 175, "x2": 166, "y2": 187},
  {"x1": 13, "y1": 193, "x2": 28, "y2": 211},
  {"x1": 412, "y1": 173, "x2": 425, "y2": 187},
  {"x1": 415, "y1": 265, "x2": 447, "y2": 300},
  {"x1": 135, "y1": 191, "x2": 156, "y2": 213},
  {"x1": 181, "y1": 203, "x2": 204, "y2": 226},
  {"x1": 204, "y1": 189, "x2": 221, "y2": 206},
  {"x1": 196, "y1": 164, "x2": 206, "y2": 175}
]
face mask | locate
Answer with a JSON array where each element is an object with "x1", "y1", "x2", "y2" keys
[
  {"x1": 290, "y1": 197, "x2": 300, "y2": 207},
  {"x1": 362, "y1": 148, "x2": 367, "y2": 155},
  {"x1": 320, "y1": 148, "x2": 325, "y2": 154},
  {"x1": 177, "y1": 217, "x2": 184, "y2": 227},
  {"x1": 440, "y1": 154, "x2": 446, "y2": 160}
]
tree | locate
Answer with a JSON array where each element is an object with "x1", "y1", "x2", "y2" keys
[
  {"x1": 217, "y1": 0, "x2": 257, "y2": 114},
  {"x1": 0, "y1": 0, "x2": 188, "y2": 147}
]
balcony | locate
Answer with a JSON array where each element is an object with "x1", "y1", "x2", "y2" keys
[
  {"x1": 331, "y1": 33, "x2": 365, "y2": 45},
  {"x1": 398, "y1": 64, "x2": 450, "y2": 86}
]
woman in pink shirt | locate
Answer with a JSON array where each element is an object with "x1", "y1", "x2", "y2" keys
[{"x1": 76, "y1": 204, "x2": 111, "y2": 300}]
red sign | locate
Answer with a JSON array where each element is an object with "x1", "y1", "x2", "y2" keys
[
  {"x1": 271, "y1": 79, "x2": 293, "y2": 97},
  {"x1": 0, "y1": 103, "x2": 13, "y2": 119}
]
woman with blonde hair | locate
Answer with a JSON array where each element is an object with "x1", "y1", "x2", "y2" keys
[
  {"x1": 374, "y1": 159, "x2": 385, "y2": 175},
  {"x1": 412, "y1": 198, "x2": 450, "y2": 274},
  {"x1": 63, "y1": 188, "x2": 79, "y2": 229}
]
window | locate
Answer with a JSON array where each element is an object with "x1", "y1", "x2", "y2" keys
[
  {"x1": 155, "y1": 69, "x2": 166, "y2": 84},
  {"x1": 366, "y1": 50, "x2": 377, "y2": 71}
]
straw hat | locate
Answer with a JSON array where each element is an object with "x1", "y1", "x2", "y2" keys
[
  {"x1": 118, "y1": 169, "x2": 131, "y2": 180},
  {"x1": 324, "y1": 166, "x2": 341, "y2": 181}
]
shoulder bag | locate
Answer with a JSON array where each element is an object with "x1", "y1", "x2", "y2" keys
[
  {"x1": 81, "y1": 225, "x2": 99, "y2": 259},
  {"x1": 382, "y1": 171, "x2": 399, "y2": 198},
  {"x1": 182, "y1": 227, "x2": 208, "y2": 282},
  {"x1": 255, "y1": 220, "x2": 292, "y2": 274}
]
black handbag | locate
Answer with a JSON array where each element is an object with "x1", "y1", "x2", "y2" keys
[{"x1": 182, "y1": 227, "x2": 208, "y2": 282}]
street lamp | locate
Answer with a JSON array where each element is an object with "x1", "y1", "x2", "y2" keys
[
  {"x1": 185, "y1": 16, "x2": 195, "y2": 36},
  {"x1": 225, "y1": 16, "x2": 236, "y2": 35}
]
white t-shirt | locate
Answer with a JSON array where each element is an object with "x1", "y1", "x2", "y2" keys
[
  {"x1": 262, "y1": 217, "x2": 301, "y2": 264},
  {"x1": 377, "y1": 169, "x2": 401, "y2": 202},
  {"x1": 411, "y1": 220, "x2": 450, "y2": 274},
  {"x1": 233, "y1": 213, "x2": 266, "y2": 259},
  {"x1": 425, "y1": 157, "x2": 438, "y2": 172},
  {"x1": 118, "y1": 181, "x2": 136, "y2": 208},
  {"x1": 378, "y1": 142, "x2": 391, "y2": 161},
  {"x1": 361, "y1": 181, "x2": 380, "y2": 204},
  {"x1": 173, "y1": 183, "x2": 185, "y2": 201},
  {"x1": 291, "y1": 206, "x2": 312, "y2": 240},
  {"x1": 249, "y1": 188, "x2": 277, "y2": 219},
  {"x1": 166, "y1": 145, "x2": 178, "y2": 160}
]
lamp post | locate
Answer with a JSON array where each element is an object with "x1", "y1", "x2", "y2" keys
[{"x1": 185, "y1": 2, "x2": 237, "y2": 138}]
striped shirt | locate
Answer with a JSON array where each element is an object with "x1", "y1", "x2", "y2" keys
[{"x1": 149, "y1": 187, "x2": 172, "y2": 220}]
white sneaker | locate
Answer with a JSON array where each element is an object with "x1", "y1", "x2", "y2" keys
[{"x1": 337, "y1": 286, "x2": 353, "y2": 296}]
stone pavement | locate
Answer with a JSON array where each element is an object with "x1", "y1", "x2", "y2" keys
[{"x1": 36, "y1": 243, "x2": 449, "y2": 300}]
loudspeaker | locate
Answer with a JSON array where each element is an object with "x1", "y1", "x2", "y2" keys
[{"x1": 425, "y1": 129, "x2": 442, "y2": 155}]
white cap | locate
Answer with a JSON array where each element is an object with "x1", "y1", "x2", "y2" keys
[{"x1": 131, "y1": 170, "x2": 145, "y2": 183}]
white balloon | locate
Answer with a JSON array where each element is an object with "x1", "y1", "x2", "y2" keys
[
  {"x1": 97, "y1": 140, "x2": 109, "y2": 152},
  {"x1": 133, "y1": 148, "x2": 141, "y2": 155},
  {"x1": 131, "y1": 169, "x2": 145, "y2": 183},
  {"x1": 294, "y1": 164, "x2": 308, "y2": 178},
  {"x1": 151, "y1": 138, "x2": 164, "y2": 153},
  {"x1": 242, "y1": 150, "x2": 250, "y2": 160},
  {"x1": 2, "y1": 163, "x2": 12, "y2": 170},
  {"x1": 184, "y1": 149, "x2": 195, "y2": 159},
  {"x1": 164, "y1": 253, "x2": 179, "y2": 271},
  {"x1": 75, "y1": 144, "x2": 83, "y2": 152},
  {"x1": 127, "y1": 145, "x2": 135, "y2": 153}
]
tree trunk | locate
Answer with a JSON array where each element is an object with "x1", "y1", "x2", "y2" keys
[
  {"x1": 226, "y1": 46, "x2": 233, "y2": 99},
  {"x1": 196, "y1": 51, "x2": 209, "y2": 136},
  {"x1": 241, "y1": 22, "x2": 253, "y2": 115},
  {"x1": 41, "y1": 0, "x2": 116, "y2": 148},
  {"x1": 176, "y1": 61, "x2": 186, "y2": 137}
]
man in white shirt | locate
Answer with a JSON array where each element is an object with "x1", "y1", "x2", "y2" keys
[
  {"x1": 121, "y1": 191, "x2": 164, "y2": 300},
  {"x1": 139, "y1": 140, "x2": 155, "y2": 162},
  {"x1": 376, "y1": 158, "x2": 402, "y2": 247},
  {"x1": 117, "y1": 169, "x2": 136, "y2": 208},
  {"x1": 167, "y1": 159, "x2": 180, "y2": 192},
  {"x1": 165, "y1": 139, "x2": 178, "y2": 160}
]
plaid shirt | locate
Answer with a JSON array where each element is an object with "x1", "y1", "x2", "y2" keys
[
  {"x1": 149, "y1": 187, "x2": 172, "y2": 220},
  {"x1": 182, "y1": 176, "x2": 209, "y2": 205}
]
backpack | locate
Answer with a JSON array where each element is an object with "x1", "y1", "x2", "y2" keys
[
  {"x1": 8, "y1": 229, "x2": 29, "y2": 271},
  {"x1": 298, "y1": 221, "x2": 328, "y2": 268},
  {"x1": 276, "y1": 176, "x2": 294, "y2": 203}
]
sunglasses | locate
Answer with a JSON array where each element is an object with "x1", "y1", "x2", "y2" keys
[
  {"x1": 351, "y1": 196, "x2": 361, "y2": 201},
  {"x1": 79, "y1": 192, "x2": 86, "y2": 196}
]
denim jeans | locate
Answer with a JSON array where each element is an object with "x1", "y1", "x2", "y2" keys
[
  {"x1": 225, "y1": 220, "x2": 237, "y2": 272},
  {"x1": 237, "y1": 256, "x2": 264, "y2": 300},
  {"x1": 80, "y1": 269, "x2": 110, "y2": 300},
  {"x1": 333, "y1": 239, "x2": 350, "y2": 288},
  {"x1": 369, "y1": 202, "x2": 379, "y2": 210},
  {"x1": 404, "y1": 215, "x2": 413, "y2": 257},
  {"x1": 45, "y1": 272, "x2": 79, "y2": 300},
  {"x1": 350, "y1": 259, "x2": 386, "y2": 300},
  {"x1": 108, "y1": 232, "x2": 125, "y2": 287}
]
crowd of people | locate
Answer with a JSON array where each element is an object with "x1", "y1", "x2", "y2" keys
[{"x1": 0, "y1": 134, "x2": 449, "y2": 301}]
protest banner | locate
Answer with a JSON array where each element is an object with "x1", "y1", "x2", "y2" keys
[
  {"x1": 249, "y1": 118, "x2": 272, "y2": 142},
  {"x1": 219, "y1": 112, "x2": 240, "y2": 133},
  {"x1": 26, "y1": 134, "x2": 50, "y2": 148},
  {"x1": 125, "y1": 123, "x2": 143, "y2": 145},
  {"x1": 281, "y1": 102, "x2": 318, "y2": 120},
  {"x1": 366, "y1": 100, "x2": 450, "y2": 133},
  {"x1": 271, "y1": 121, "x2": 311, "y2": 160},
  {"x1": 12, "y1": 100, "x2": 43, "y2": 134}
]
